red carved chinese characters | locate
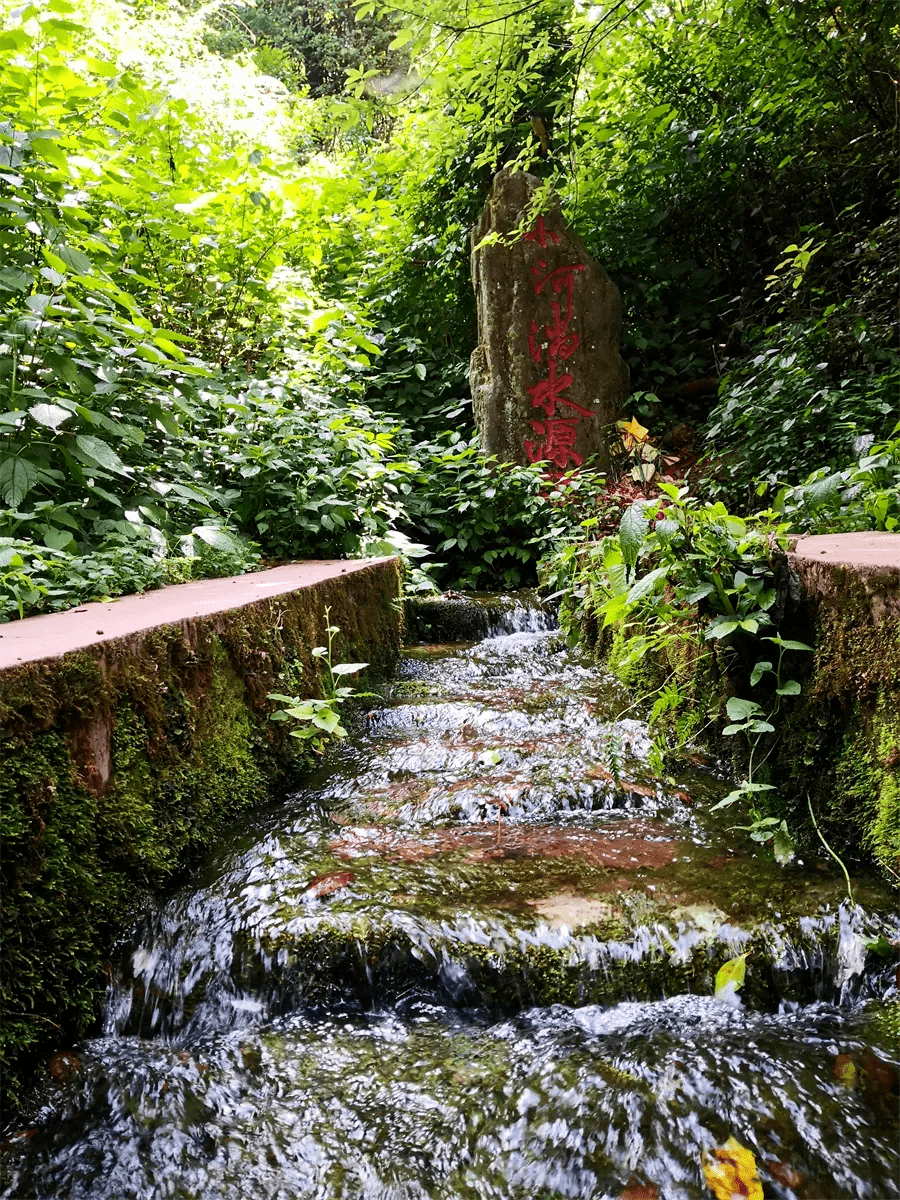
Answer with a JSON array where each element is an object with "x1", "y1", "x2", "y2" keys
[
  {"x1": 522, "y1": 215, "x2": 560, "y2": 248},
  {"x1": 524, "y1": 418, "x2": 583, "y2": 470},
  {"x1": 522, "y1": 218, "x2": 591, "y2": 470}
]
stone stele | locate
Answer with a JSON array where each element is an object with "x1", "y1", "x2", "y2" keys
[{"x1": 470, "y1": 170, "x2": 627, "y2": 472}]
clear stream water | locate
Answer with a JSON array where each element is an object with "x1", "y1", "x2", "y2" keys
[{"x1": 4, "y1": 598, "x2": 899, "y2": 1200}]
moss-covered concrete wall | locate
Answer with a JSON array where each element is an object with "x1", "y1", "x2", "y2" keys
[
  {"x1": 774, "y1": 553, "x2": 899, "y2": 878},
  {"x1": 0, "y1": 559, "x2": 402, "y2": 1116},
  {"x1": 563, "y1": 546, "x2": 899, "y2": 882}
]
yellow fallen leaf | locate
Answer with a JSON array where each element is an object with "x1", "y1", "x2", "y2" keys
[
  {"x1": 702, "y1": 1136, "x2": 763, "y2": 1200},
  {"x1": 617, "y1": 415, "x2": 649, "y2": 445}
]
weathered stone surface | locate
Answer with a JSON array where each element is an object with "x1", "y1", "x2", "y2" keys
[
  {"x1": 788, "y1": 532, "x2": 900, "y2": 624},
  {"x1": 470, "y1": 170, "x2": 627, "y2": 471}
]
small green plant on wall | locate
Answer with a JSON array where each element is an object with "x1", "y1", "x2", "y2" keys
[
  {"x1": 268, "y1": 608, "x2": 369, "y2": 753},
  {"x1": 710, "y1": 633, "x2": 815, "y2": 864},
  {"x1": 548, "y1": 484, "x2": 817, "y2": 861}
]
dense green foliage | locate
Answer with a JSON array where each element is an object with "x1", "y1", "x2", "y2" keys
[{"x1": 2, "y1": 0, "x2": 897, "y2": 621}]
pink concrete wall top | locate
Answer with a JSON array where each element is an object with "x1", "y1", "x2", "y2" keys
[
  {"x1": 787, "y1": 531, "x2": 899, "y2": 625},
  {"x1": 790, "y1": 531, "x2": 900, "y2": 569},
  {"x1": 0, "y1": 560, "x2": 392, "y2": 670}
]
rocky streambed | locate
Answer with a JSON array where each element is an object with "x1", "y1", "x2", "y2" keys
[{"x1": 4, "y1": 597, "x2": 899, "y2": 1199}]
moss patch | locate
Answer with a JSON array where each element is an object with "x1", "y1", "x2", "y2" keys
[{"x1": 0, "y1": 560, "x2": 402, "y2": 1117}]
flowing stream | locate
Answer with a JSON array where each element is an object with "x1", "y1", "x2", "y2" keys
[{"x1": 5, "y1": 597, "x2": 899, "y2": 1199}]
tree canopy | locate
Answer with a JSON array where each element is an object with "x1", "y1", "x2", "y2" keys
[{"x1": 0, "y1": 0, "x2": 897, "y2": 618}]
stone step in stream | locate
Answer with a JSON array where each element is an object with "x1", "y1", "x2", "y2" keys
[{"x1": 3, "y1": 596, "x2": 899, "y2": 1200}]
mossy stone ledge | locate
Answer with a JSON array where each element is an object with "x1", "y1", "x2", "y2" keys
[
  {"x1": 779, "y1": 533, "x2": 899, "y2": 877},
  {"x1": 565, "y1": 532, "x2": 900, "y2": 879},
  {"x1": 0, "y1": 558, "x2": 402, "y2": 1117}
]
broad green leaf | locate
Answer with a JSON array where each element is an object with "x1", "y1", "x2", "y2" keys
[
  {"x1": 704, "y1": 617, "x2": 741, "y2": 640},
  {"x1": 0, "y1": 456, "x2": 37, "y2": 506},
  {"x1": 804, "y1": 471, "x2": 843, "y2": 507},
  {"x1": 311, "y1": 708, "x2": 340, "y2": 732},
  {"x1": 775, "y1": 679, "x2": 801, "y2": 696},
  {"x1": 193, "y1": 525, "x2": 241, "y2": 554},
  {"x1": 726, "y1": 697, "x2": 761, "y2": 722},
  {"x1": 0, "y1": 268, "x2": 30, "y2": 292},
  {"x1": 29, "y1": 402, "x2": 72, "y2": 430},
  {"x1": 619, "y1": 500, "x2": 649, "y2": 571},
  {"x1": 54, "y1": 244, "x2": 93, "y2": 275},
  {"x1": 601, "y1": 590, "x2": 629, "y2": 627},
  {"x1": 74, "y1": 434, "x2": 129, "y2": 476},
  {"x1": 331, "y1": 662, "x2": 368, "y2": 675},
  {"x1": 710, "y1": 789, "x2": 746, "y2": 811},
  {"x1": 714, "y1": 952, "x2": 747, "y2": 998},
  {"x1": 763, "y1": 636, "x2": 815, "y2": 652},
  {"x1": 682, "y1": 582, "x2": 715, "y2": 605},
  {"x1": 772, "y1": 822, "x2": 795, "y2": 864},
  {"x1": 626, "y1": 564, "x2": 668, "y2": 604},
  {"x1": 750, "y1": 660, "x2": 773, "y2": 686},
  {"x1": 388, "y1": 24, "x2": 417, "y2": 49},
  {"x1": 41, "y1": 527, "x2": 76, "y2": 551}
]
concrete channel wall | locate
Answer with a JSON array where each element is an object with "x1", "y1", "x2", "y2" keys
[
  {"x1": 0, "y1": 558, "x2": 403, "y2": 1111},
  {"x1": 780, "y1": 533, "x2": 899, "y2": 877}
]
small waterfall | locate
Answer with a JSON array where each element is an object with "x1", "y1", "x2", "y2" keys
[{"x1": 5, "y1": 608, "x2": 899, "y2": 1200}]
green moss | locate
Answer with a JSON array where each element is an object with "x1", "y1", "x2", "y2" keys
[{"x1": 0, "y1": 560, "x2": 403, "y2": 1118}]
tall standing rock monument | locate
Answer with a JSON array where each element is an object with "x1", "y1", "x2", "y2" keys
[{"x1": 470, "y1": 171, "x2": 627, "y2": 472}]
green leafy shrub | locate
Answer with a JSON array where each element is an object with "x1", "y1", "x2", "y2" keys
[
  {"x1": 404, "y1": 435, "x2": 613, "y2": 590},
  {"x1": 546, "y1": 485, "x2": 812, "y2": 858},
  {"x1": 774, "y1": 420, "x2": 900, "y2": 534},
  {"x1": 700, "y1": 321, "x2": 898, "y2": 510}
]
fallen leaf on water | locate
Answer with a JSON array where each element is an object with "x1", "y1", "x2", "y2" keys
[
  {"x1": 714, "y1": 953, "x2": 748, "y2": 1000},
  {"x1": 833, "y1": 1053, "x2": 857, "y2": 1088},
  {"x1": 702, "y1": 1135, "x2": 763, "y2": 1200},
  {"x1": 304, "y1": 870, "x2": 355, "y2": 899},
  {"x1": 767, "y1": 1160, "x2": 804, "y2": 1189},
  {"x1": 620, "y1": 1181, "x2": 658, "y2": 1200}
]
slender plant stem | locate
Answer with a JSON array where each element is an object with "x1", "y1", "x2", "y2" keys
[{"x1": 807, "y1": 794, "x2": 853, "y2": 905}]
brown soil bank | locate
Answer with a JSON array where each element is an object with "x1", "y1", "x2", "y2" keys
[{"x1": 0, "y1": 558, "x2": 402, "y2": 1116}]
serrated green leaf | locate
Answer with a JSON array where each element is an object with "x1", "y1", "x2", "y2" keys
[
  {"x1": 772, "y1": 822, "x2": 795, "y2": 864},
  {"x1": 626, "y1": 564, "x2": 668, "y2": 604},
  {"x1": 29, "y1": 402, "x2": 72, "y2": 430},
  {"x1": 74, "y1": 434, "x2": 129, "y2": 476},
  {"x1": 0, "y1": 456, "x2": 37, "y2": 506},
  {"x1": 775, "y1": 679, "x2": 801, "y2": 696},
  {"x1": 619, "y1": 501, "x2": 649, "y2": 570}
]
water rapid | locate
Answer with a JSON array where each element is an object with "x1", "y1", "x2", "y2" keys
[{"x1": 4, "y1": 596, "x2": 898, "y2": 1200}]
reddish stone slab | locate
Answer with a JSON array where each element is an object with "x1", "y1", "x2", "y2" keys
[{"x1": 0, "y1": 560, "x2": 390, "y2": 670}]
